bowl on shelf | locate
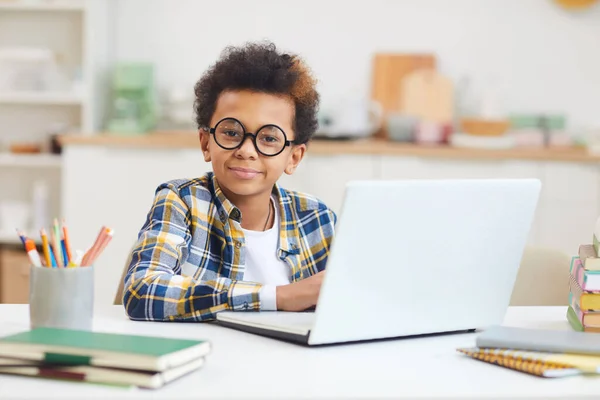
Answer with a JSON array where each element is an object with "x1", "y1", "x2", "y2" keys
[
  {"x1": 9, "y1": 142, "x2": 42, "y2": 154},
  {"x1": 460, "y1": 118, "x2": 510, "y2": 136}
]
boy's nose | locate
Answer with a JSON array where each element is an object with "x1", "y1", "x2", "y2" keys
[{"x1": 234, "y1": 136, "x2": 258, "y2": 158}]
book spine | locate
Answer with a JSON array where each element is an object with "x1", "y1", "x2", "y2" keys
[
  {"x1": 569, "y1": 256, "x2": 578, "y2": 274},
  {"x1": 43, "y1": 353, "x2": 91, "y2": 366},
  {"x1": 567, "y1": 305, "x2": 600, "y2": 333},
  {"x1": 571, "y1": 257, "x2": 586, "y2": 291},
  {"x1": 569, "y1": 274, "x2": 584, "y2": 303},
  {"x1": 567, "y1": 305, "x2": 584, "y2": 332},
  {"x1": 569, "y1": 275, "x2": 600, "y2": 311},
  {"x1": 569, "y1": 295, "x2": 589, "y2": 325},
  {"x1": 579, "y1": 244, "x2": 600, "y2": 271},
  {"x1": 571, "y1": 257, "x2": 600, "y2": 292},
  {"x1": 569, "y1": 274, "x2": 599, "y2": 311},
  {"x1": 39, "y1": 368, "x2": 86, "y2": 381}
]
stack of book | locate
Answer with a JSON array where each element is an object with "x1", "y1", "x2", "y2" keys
[
  {"x1": 0, "y1": 327, "x2": 211, "y2": 389},
  {"x1": 568, "y1": 223, "x2": 600, "y2": 333}
]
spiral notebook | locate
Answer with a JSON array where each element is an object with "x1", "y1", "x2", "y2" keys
[{"x1": 457, "y1": 347, "x2": 600, "y2": 378}]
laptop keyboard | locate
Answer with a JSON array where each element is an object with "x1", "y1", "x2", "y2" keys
[
  {"x1": 220, "y1": 311, "x2": 316, "y2": 331},
  {"x1": 258, "y1": 312, "x2": 316, "y2": 330}
]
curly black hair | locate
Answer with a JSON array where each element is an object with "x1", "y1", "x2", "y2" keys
[{"x1": 193, "y1": 41, "x2": 319, "y2": 145}]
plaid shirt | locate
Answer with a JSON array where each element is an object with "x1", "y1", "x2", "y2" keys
[{"x1": 122, "y1": 172, "x2": 337, "y2": 322}]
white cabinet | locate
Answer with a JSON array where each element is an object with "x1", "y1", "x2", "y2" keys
[
  {"x1": 379, "y1": 157, "x2": 542, "y2": 180},
  {"x1": 376, "y1": 156, "x2": 598, "y2": 256},
  {"x1": 62, "y1": 145, "x2": 210, "y2": 310},
  {"x1": 278, "y1": 154, "x2": 380, "y2": 214},
  {"x1": 535, "y1": 162, "x2": 600, "y2": 253},
  {"x1": 61, "y1": 144, "x2": 600, "y2": 308},
  {"x1": 379, "y1": 157, "x2": 544, "y2": 246}
]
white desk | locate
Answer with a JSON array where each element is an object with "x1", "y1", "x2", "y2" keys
[{"x1": 0, "y1": 305, "x2": 597, "y2": 399}]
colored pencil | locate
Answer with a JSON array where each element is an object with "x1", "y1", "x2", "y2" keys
[
  {"x1": 86, "y1": 228, "x2": 113, "y2": 266},
  {"x1": 50, "y1": 230, "x2": 64, "y2": 268},
  {"x1": 15, "y1": 229, "x2": 27, "y2": 248},
  {"x1": 48, "y1": 244, "x2": 57, "y2": 268},
  {"x1": 61, "y1": 239, "x2": 69, "y2": 265},
  {"x1": 61, "y1": 220, "x2": 73, "y2": 263},
  {"x1": 24, "y1": 239, "x2": 42, "y2": 267},
  {"x1": 81, "y1": 226, "x2": 107, "y2": 266},
  {"x1": 16, "y1": 217, "x2": 113, "y2": 269},
  {"x1": 39, "y1": 229, "x2": 52, "y2": 268}
]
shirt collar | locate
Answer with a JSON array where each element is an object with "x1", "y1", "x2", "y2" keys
[
  {"x1": 210, "y1": 173, "x2": 241, "y2": 223},
  {"x1": 274, "y1": 182, "x2": 301, "y2": 255},
  {"x1": 209, "y1": 172, "x2": 301, "y2": 255}
]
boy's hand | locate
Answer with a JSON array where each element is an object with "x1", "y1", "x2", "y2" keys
[{"x1": 276, "y1": 271, "x2": 324, "y2": 311}]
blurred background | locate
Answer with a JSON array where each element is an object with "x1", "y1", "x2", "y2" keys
[{"x1": 0, "y1": 0, "x2": 599, "y2": 307}]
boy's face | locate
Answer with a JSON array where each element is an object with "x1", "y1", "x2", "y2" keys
[{"x1": 199, "y1": 90, "x2": 306, "y2": 200}]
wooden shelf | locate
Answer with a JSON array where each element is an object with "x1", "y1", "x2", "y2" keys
[
  {"x1": 0, "y1": 153, "x2": 61, "y2": 168},
  {"x1": 0, "y1": 1, "x2": 84, "y2": 11},
  {"x1": 59, "y1": 133, "x2": 600, "y2": 163},
  {"x1": 0, "y1": 91, "x2": 83, "y2": 105}
]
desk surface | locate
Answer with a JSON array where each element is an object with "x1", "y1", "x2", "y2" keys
[{"x1": 0, "y1": 305, "x2": 597, "y2": 399}]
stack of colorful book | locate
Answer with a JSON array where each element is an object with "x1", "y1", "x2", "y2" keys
[
  {"x1": 568, "y1": 222, "x2": 600, "y2": 333},
  {"x1": 0, "y1": 327, "x2": 211, "y2": 389}
]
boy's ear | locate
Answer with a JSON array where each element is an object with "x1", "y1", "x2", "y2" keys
[
  {"x1": 199, "y1": 128, "x2": 211, "y2": 162},
  {"x1": 284, "y1": 144, "x2": 306, "y2": 175}
]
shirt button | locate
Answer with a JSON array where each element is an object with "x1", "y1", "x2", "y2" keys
[
  {"x1": 243, "y1": 302, "x2": 249, "y2": 310},
  {"x1": 231, "y1": 209, "x2": 240, "y2": 221},
  {"x1": 235, "y1": 241, "x2": 242, "y2": 249}
]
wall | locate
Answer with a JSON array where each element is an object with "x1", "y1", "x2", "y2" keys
[{"x1": 114, "y1": 0, "x2": 600, "y2": 130}]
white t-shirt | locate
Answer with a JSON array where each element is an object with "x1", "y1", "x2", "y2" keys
[{"x1": 242, "y1": 196, "x2": 291, "y2": 310}]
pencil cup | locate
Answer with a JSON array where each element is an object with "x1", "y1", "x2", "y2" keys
[{"x1": 29, "y1": 266, "x2": 94, "y2": 331}]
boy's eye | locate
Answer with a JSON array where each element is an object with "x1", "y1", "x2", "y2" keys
[
  {"x1": 223, "y1": 130, "x2": 240, "y2": 137},
  {"x1": 257, "y1": 127, "x2": 284, "y2": 146},
  {"x1": 261, "y1": 135, "x2": 279, "y2": 143}
]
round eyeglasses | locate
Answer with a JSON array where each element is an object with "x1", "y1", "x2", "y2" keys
[{"x1": 208, "y1": 117, "x2": 298, "y2": 157}]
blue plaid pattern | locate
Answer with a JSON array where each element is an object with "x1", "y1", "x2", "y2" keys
[{"x1": 122, "y1": 172, "x2": 337, "y2": 321}]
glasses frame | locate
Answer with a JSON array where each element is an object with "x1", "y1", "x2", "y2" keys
[{"x1": 208, "y1": 117, "x2": 298, "y2": 157}]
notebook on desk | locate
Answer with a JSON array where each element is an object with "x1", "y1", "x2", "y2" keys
[
  {"x1": 0, "y1": 356, "x2": 205, "y2": 389},
  {"x1": 457, "y1": 347, "x2": 600, "y2": 378},
  {"x1": 216, "y1": 179, "x2": 541, "y2": 346},
  {"x1": 475, "y1": 325, "x2": 600, "y2": 355},
  {"x1": 0, "y1": 327, "x2": 211, "y2": 388},
  {"x1": 0, "y1": 327, "x2": 211, "y2": 371}
]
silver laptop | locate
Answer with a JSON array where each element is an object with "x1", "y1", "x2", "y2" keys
[{"x1": 215, "y1": 179, "x2": 541, "y2": 346}]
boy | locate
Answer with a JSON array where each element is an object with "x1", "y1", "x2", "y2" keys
[{"x1": 122, "y1": 42, "x2": 337, "y2": 321}]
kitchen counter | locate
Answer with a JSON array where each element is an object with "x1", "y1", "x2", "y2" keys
[{"x1": 59, "y1": 132, "x2": 600, "y2": 163}]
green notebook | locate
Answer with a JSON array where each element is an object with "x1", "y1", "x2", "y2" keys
[{"x1": 0, "y1": 328, "x2": 210, "y2": 372}]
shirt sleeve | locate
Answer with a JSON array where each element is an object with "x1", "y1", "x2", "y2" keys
[
  {"x1": 122, "y1": 185, "x2": 263, "y2": 322},
  {"x1": 259, "y1": 285, "x2": 278, "y2": 311}
]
